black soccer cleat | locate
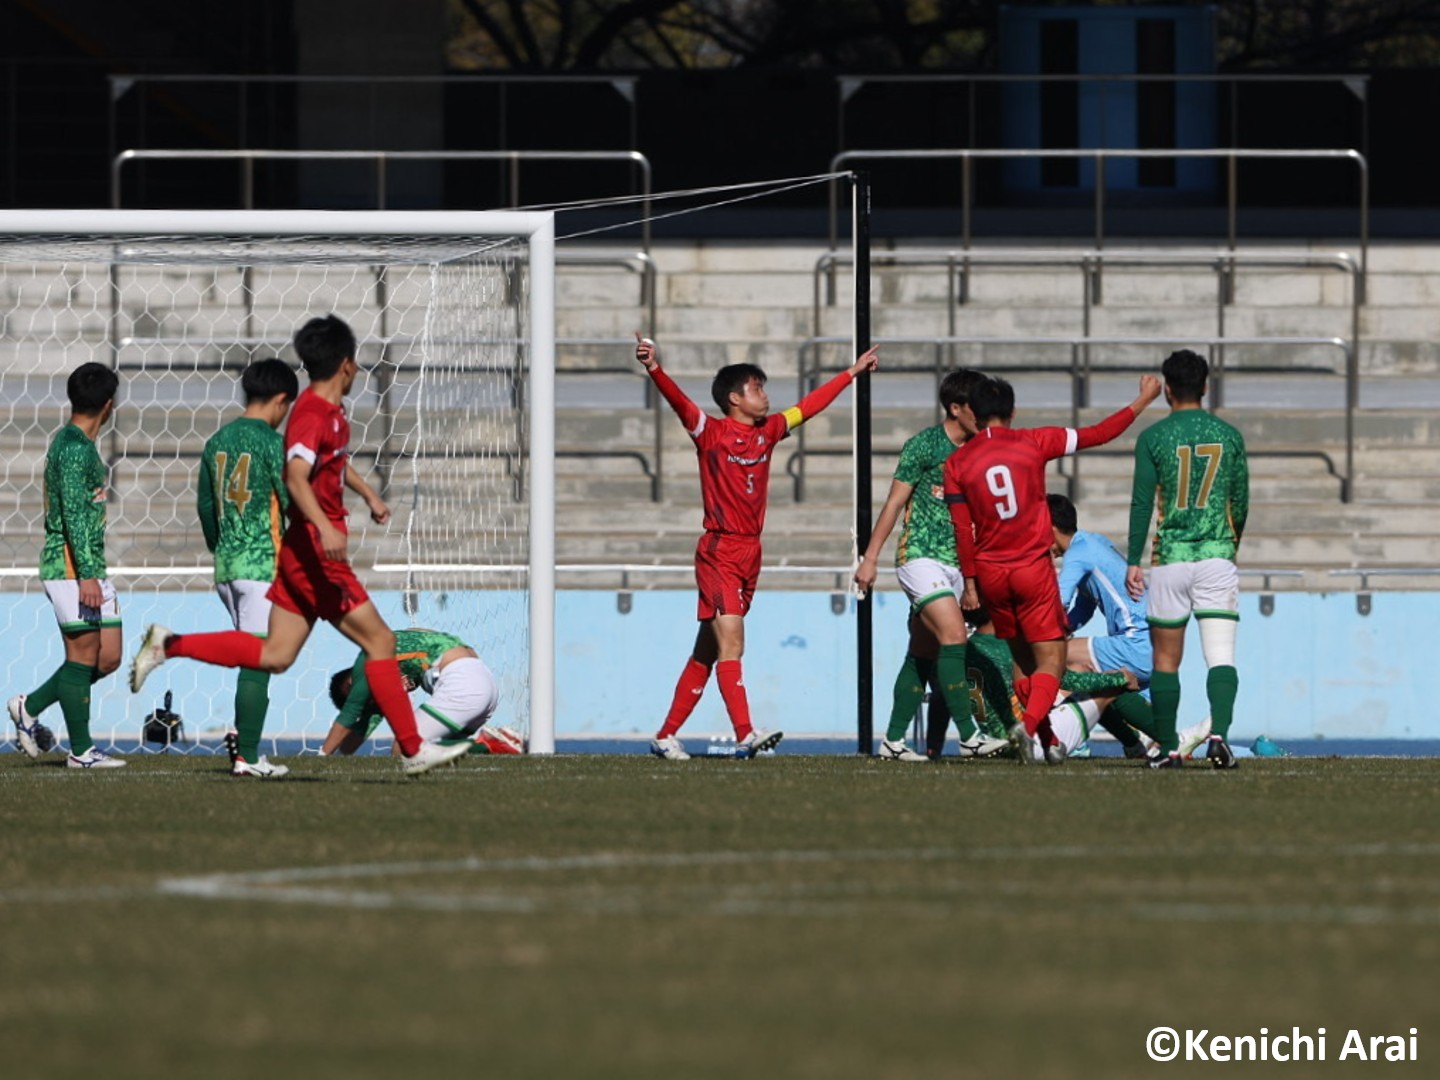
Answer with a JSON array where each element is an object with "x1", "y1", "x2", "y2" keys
[
  {"x1": 1205, "y1": 735, "x2": 1239, "y2": 770},
  {"x1": 33, "y1": 722, "x2": 56, "y2": 753},
  {"x1": 1148, "y1": 751, "x2": 1183, "y2": 770},
  {"x1": 222, "y1": 730, "x2": 240, "y2": 768}
]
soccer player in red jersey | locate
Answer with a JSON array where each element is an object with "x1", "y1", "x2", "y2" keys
[
  {"x1": 636, "y1": 332, "x2": 880, "y2": 761},
  {"x1": 943, "y1": 373, "x2": 1161, "y2": 763},
  {"x1": 128, "y1": 315, "x2": 470, "y2": 777}
]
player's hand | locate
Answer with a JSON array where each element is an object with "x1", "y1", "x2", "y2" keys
[
  {"x1": 401, "y1": 676, "x2": 416, "y2": 691},
  {"x1": 367, "y1": 494, "x2": 391, "y2": 525},
  {"x1": 1125, "y1": 565, "x2": 1146, "y2": 601},
  {"x1": 1120, "y1": 667, "x2": 1140, "y2": 691},
  {"x1": 318, "y1": 521, "x2": 348, "y2": 562},
  {"x1": 634, "y1": 330, "x2": 657, "y2": 370},
  {"x1": 1136, "y1": 374, "x2": 1162, "y2": 407},
  {"x1": 853, "y1": 556, "x2": 877, "y2": 598},
  {"x1": 960, "y1": 579, "x2": 981, "y2": 613},
  {"x1": 848, "y1": 345, "x2": 880, "y2": 377},
  {"x1": 78, "y1": 577, "x2": 103, "y2": 611}
]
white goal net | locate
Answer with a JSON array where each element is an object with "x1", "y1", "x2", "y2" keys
[{"x1": 0, "y1": 209, "x2": 556, "y2": 757}]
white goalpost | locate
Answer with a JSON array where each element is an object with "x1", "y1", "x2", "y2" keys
[{"x1": 0, "y1": 209, "x2": 557, "y2": 756}]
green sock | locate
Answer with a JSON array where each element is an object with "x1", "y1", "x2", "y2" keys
[
  {"x1": 1096, "y1": 705, "x2": 1141, "y2": 748},
  {"x1": 1106, "y1": 691, "x2": 1159, "y2": 741},
  {"x1": 1206, "y1": 665, "x2": 1239, "y2": 738},
  {"x1": 58, "y1": 660, "x2": 96, "y2": 755},
  {"x1": 936, "y1": 643, "x2": 976, "y2": 740},
  {"x1": 234, "y1": 668, "x2": 271, "y2": 763},
  {"x1": 1149, "y1": 670, "x2": 1181, "y2": 754},
  {"x1": 25, "y1": 666, "x2": 64, "y2": 717},
  {"x1": 884, "y1": 654, "x2": 928, "y2": 743}
]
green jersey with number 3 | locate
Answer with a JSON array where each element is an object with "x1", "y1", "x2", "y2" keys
[
  {"x1": 198, "y1": 417, "x2": 288, "y2": 584},
  {"x1": 40, "y1": 423, "x2": 109, "y2": 581},
  {"x1": 893, "y1": 424, "x2": 965, "y2": 567},
  {"x1": 336, "y1": 629, "x2": 469, "y2": 734},
  {"x1": 1128, "y1": 410, "x2": 1249, "y2": 567}
]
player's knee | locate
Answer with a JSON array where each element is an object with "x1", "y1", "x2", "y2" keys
[{"x1": 95, "y1": 655, "x2": 121, "y2": 677}]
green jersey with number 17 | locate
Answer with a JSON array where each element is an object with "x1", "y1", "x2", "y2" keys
[
  {"x1": 1128, "y1": 409, "x2": 1249, "y2": 567},
  {"x1": 197, "y1": 417, "x2": 288, "y2": 584}
]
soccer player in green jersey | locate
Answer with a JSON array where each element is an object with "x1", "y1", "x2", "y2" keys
[
  {"x1": 321, "y1": 629, "x2": 508, "y2": 755},
  {"x1": 1126, "y1": 350, "x2": 1250, "y2": 769},
  {"x1": 854, "y1": 369, "x2": 1008, "y2": 761},
  {"x1": 8, "y1": 362, "x2": 125, "y2": 768},
  {"x1": 198, "y1": 358, "x2": 298, "y2": 778}
]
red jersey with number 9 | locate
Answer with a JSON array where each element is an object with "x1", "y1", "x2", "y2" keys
[{"x1": 943, "y1": 425, "x2": 1077, "y2": 566}]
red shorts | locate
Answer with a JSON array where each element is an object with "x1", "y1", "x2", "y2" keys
[
  {"x1": 267, "y1": 522, "x2": 371, "y2": 624},
  {"x1": 694, "y1": 533, "x2": 761, "y2": 621},
  {"x1": 976, "y1": 555, "x2": 1069, "y2": 643}
]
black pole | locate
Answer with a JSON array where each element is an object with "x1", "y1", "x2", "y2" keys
[{"x1": 854, "y1": 172, "x2": 873, "y2": 756}]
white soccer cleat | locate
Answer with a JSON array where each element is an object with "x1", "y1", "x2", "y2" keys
[
  {"x1": 129, "y1": 624, "x2": 172, "y2": 693},
  {"x1": 1176, "y1": 715, "x2": 1214, "y2": 758},
  {"x1": 231, "y1": 755, "x2": 290, "y2": 779},
  {"x1": 1006, "y1": 723, "x2": 1032, "y2": 765},
  {"x1": 649, "y1": 735, "x2": 691, "y2": 761},
  {"x1": 955, "y1": 731, "x2": 1010, "y2": 759},
  {"x1": 401, "y1": 738, "x2": 471, "y2": 776},
  {"x1": 66, "y1": 747, "x2": 127, "y2": 769},
  {"x1": 736, "y1": 728, "x2": 783, "y2": 759},
  {"x1": 877, "y1": 737, "x2": 928, "y2": 762},
  {"x1": 8, "y1": 694, "x2": 42, "y2": 759},
  {"x1": 475, "y1": 725, "x2": 525, "y2": 755}
]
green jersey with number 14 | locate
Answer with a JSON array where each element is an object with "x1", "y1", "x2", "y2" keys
[
  {"x1": 198, "y1": 416, "x2": 288, "y2": 584},
  {"x1": 1128, "y1": 409, "x2": 1249, "y2": 567}
]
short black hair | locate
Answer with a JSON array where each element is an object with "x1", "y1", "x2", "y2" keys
[
  {"x1": 329, "y1": 669, "x2": 354, "y2": 711},
  {"x1": 1046, "y1": 492, "x2": 1077, "y2": 535},
  {"x1": 711, "y1": 362, "x2": 766, "y2": 413},
  {"x1": 294, "y1": 315, "x2": 357, "y2": 381},
  {"x1": 1162, "y1": 349, "x2": 1208, "y2": 404},
  {"x1": 67, "y1": 362, "x2": 119, "y2": 415},
  {"x1": 241, "y1": 358, "x2": 300, "y2": 404},
  {"x1": 967, "y1": 376, "x2": 1015, "y2": 425},
  {"x1": 939, "y1": 368, "x2": 985, "y2": 417}
]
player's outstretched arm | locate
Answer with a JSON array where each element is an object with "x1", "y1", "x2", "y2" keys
[
  {"x1": 286, "y1": 457, "x2": 347, "y2": 561},
  {"x1": 634, "y1": 331, "x2": 704, "y2": 433},
  {"x1": 782, "y1": 346, "x2": 880, "y2": 432},
  {"x1": 855, "y1": 476, "x2": 914, "y2": 597},
  {"x1": 1074, "y1": 375, "x2": 1162, "y2": 452}
]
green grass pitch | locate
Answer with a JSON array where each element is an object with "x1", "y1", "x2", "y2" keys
[{"x1": 2, "y1": 752, "x2": 1437, "y2": 1079}]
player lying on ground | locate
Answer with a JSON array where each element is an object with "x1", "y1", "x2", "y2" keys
[
  {"x1": 637, "y1": 333, "x2": 880, "y2": 762},
  {"x1": 198, "y1": 358, "x2": 298, "y2": 778},
  {"x1": 1126, "y1": 350, "x2": 1249, "y2": 770},
  {"x1": 322, "y1": 628, "x2": 518, "y2": 756},
  {"x1": 944, "y1": 373, "x2": 1162, "y2": 764},
  {"x1": 9, "y1": 362, "x2": 126, "y2": 769},
  {"x1": 129, "y1": 315, "x2": 471, "y2": 777},
  {"x1": 854, "y1": 368, "x2": 1007, "y2": 763}
]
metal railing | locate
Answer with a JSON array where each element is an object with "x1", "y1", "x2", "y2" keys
[
  {"x1": 828, "y1": 148, "x2": 1370, "y2": 301},
  {"x1": 111, "y1": 147, "x2": 654, "y2": 252},
  {"x1": 793, "y1": 333, "x2": 1357, "y2": 503}
]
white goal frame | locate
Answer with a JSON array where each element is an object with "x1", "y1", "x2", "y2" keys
[{"x1": 0, "y1": 209, "x2": 557, "y2": 754}]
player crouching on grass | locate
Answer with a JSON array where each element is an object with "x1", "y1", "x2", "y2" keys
[
  {"x1": 637, "y1": 332, "x2": 880, "y2": 761},
  {"x1": 320, "y1": 628, "x2": 520, "y2": 756},
  {"x1": 129, "y1": 314, "x2": 471, "y2": 777}
]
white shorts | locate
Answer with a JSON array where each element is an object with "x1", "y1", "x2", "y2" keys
[
  {"x1": 895, "y1": 558, "x2": 962, "y2": 612},
  {"x1": 215, "y1": 580, "x2": 273, "y2": 635},
  {"x1": 1026, "y1": 695, "x2": 1089, "y2": 762},
  {"x1": 43, "y1": 578, "x2": 121, "y2": 632},
  {"x1": 417, "y1": 656, "x2": 499, "y2": 743},
  {"x1": 1146, "y1": 559, "x2": 1240, "y2": 627}
]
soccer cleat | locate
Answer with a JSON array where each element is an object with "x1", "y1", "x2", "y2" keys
[
  {"x1": 650, "y1": 735, "x2": 691, "y2": 761},
  {"x1": 66, "y1": 747, "x2": 127, "y2": 769},
  {"x1": 1148, "y1": 751, "x2": 1184, "y2": 770},
  {"x1": 231, "y1": 755, "x2": 290, "y2": 779},
  {"x1": 736, "y1": 728, "x2": 783, "y2": 759},
  {"x1": 129, "y1": 623, "x2": 172, "y2": 693},
  {"x1": 222, "y1": 730, "x2": 240, "y2": 768},
  {"x1": 401, "y1": 739, "x2": 472, "y2": 776},
  {"x1": 475, "y1": 725, "x2": 524, "y2": 755},
  {"x1": 1005, "y1": 723, "x2": 1031, "y2": 765},
  {"x1": 1251, "y1": 735, "x2": 1291, "y2": 758},
  {"x1": 1123, "y1": 741, "x2": 1159, "y2": 761},
  {"x1": 1205, "y1": 735, "x2": 1239, "y2": 770},
  {"x1": 32, "y1": 723, "x2": 56, "y2": 754},
  {"x1": 8, "y1": 694, "x2": 43, "y2": 759},
  {"x1": 877, "y1": 737, "x2": 927, "y2": 762},
  {"x1": 955, "y1": 731, "x2": 1010, "y2": 759},
  {"x1": 1176, "y1": 715, "x2": 1214, "y2": 758},
  {"x1": 1043, "y1": 739, "x2": 1067, "y2": 766}
]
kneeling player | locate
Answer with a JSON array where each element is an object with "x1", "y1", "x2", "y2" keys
[{"x1": 321, "y1": 629, "x2": 516, "y2": 756}]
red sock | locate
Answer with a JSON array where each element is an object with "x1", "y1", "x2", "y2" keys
[
  {"x1": 166, "y1": 631, "x2": 263, "y2": 669},
  {"x1": 365, "y1": 658, "x2": 422, "y2": 757},
  {"x1": 658, "y1": 658, "x2": 711, "y2": 738},
  {"x1": 716, "y1": 659, "x2": 753, "y2": 740},
  {"x1": 1021, "y1": 672, "x2": 1061, "y2": 736}
]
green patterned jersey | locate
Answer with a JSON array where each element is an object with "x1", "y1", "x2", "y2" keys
[
  {"x1": 198, "y1": 417, "x2": 288, "y2": 585},
  {"x1": 336, "y1": 629, "x2": 469, "y2": 732},
  {"x1": 965, "y1": 633, "x2": 1129, "y2": 739},
  {"x1": 1128, "y1": 409, "x2": 1249, "y2": 566},
  {"x1": 893, "y1": 424, "x2": 964, "y2": 567},
  {"x1": 40, "y1": 423, "x2": 108, "y2": 581}
]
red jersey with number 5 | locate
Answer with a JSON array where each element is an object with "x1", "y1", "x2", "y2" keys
[
  {"x1": 693, "y1": 413, "x2": 790, "y2": 537},
  {"x1": 943, "y1": 425, "x2": 1078, "y2": 567}
]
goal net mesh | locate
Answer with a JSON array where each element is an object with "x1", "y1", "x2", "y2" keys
[{"x1": 0, "y1": 232, "x2": 531, "y2": 755}]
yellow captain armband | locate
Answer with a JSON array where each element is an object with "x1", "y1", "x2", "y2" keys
[{"x1": 782, "y1": 405, "x2": 805, "y2": 429}]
